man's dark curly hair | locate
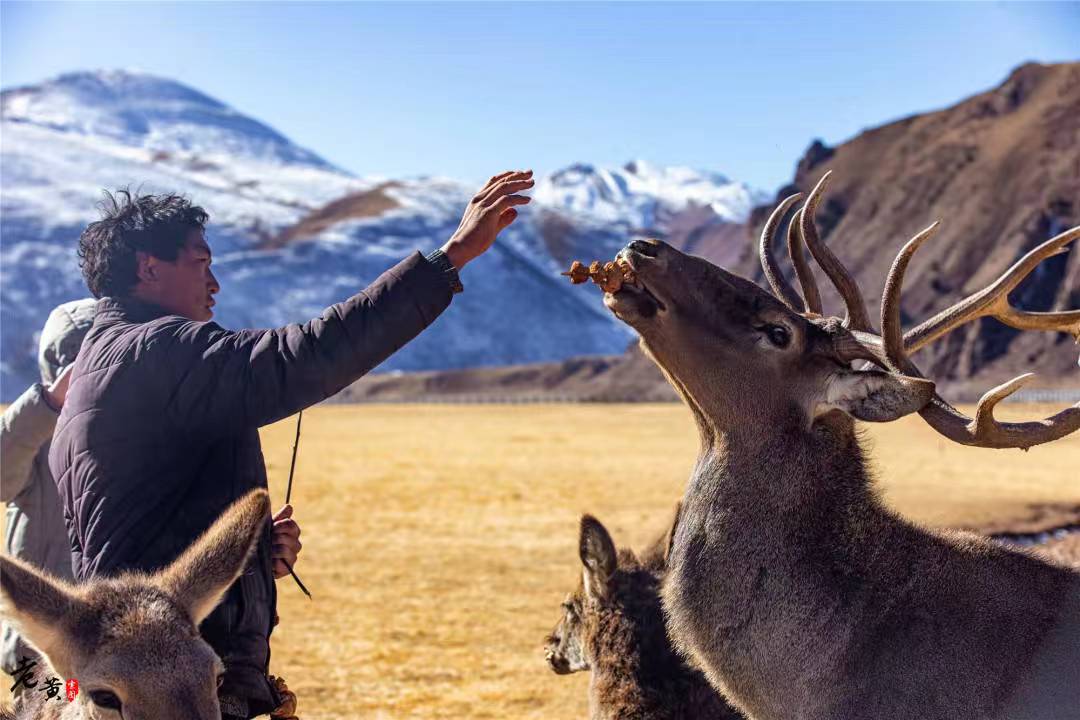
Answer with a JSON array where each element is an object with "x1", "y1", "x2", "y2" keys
[{"x1": 78, "y1": 189, "x2": 210, "y2": 298}]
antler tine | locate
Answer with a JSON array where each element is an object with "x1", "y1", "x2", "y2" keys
[
  {"x1": 800, "y1": 171, "x2": 875, "y2": 332},
  {"x1": 880, "y1": 220, "x2": 1080, "y2": 449},
  {"x1": 972, "y1": 373, "x2": 1035, "y2": 434},
  {"x1": 786, "y1": 208, "x2": 823, "y2": 315},
  {"x1": 881, "y1": 221, "x2": 942, "y2": 370},
  {"x1": 759, "y1": 193, "x2": 805, "y2": 311},
  {"x1": 918, "y1": 380, "x2": 1080, "y2": 450},
  {"x1": 904, "y1": 224, "x2": 1080, "y2": 353}
]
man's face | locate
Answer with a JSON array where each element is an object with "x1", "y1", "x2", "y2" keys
[{"x1": 140, "y1": 230, "x2": 220, "y2": 321}]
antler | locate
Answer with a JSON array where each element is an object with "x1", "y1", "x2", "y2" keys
[
  {"x1": 800, "y1": 172, "x2": 875, "y2": 332},
  {"x1": 758, "y1": 179, "x2": 1080, "y2": 450},
  {"x1": 786, "y1": 208, "x2": 823, "y2": 315},
  {"x1": 880, "y1": 221, "x2": 941, "y2": 364},
  {"x1": 901, "y1": 225, "x2": 1080, "y2": 353},
  {"x1": 880, "y1": 222, "x2": 1080, "y2": 449},
  {"x1": 759, "y1": 193, "x2": 805, "y2": 312},
  {"x1": 758, "y1": 195, "x2": 826, "y2": 316},
  {"x1": 758, "y1": 177, "x2": 1079, "y2": 449}
]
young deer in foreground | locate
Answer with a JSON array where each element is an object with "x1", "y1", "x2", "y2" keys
[
  {"x1": 545, "y1": 505, "x2": 743, "y2": 720},
  {"x1": 0, "y1": 490, "x2": 271, "y2": 720},
  {"x1": 603, "y1": 172, "x2": 1080, "y2": 720}
]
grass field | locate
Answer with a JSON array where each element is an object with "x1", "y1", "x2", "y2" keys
[
  {"x1": 3, "y1": 403, "x2": 1078, "y2": 718},
  {"x1": 254, "y1": 403, "x2": 1079, "y2": 719}
]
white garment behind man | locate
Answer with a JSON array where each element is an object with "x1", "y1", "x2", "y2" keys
[{"x1": 0, "y1": 298, "x2": 96, "y2": 673}]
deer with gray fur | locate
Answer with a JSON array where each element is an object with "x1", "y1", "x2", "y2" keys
[
  {"x1": 545, "y1": 505, "x2": 743, "y2": 719},
  {"x1": 601, "y1": 171, "x2": 1080, "y2": 720},
  {"x1": 0, "y1": 490, "x2": 271, "y2": 720}
]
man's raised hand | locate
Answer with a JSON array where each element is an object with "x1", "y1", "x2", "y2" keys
[{"x1": 441, "y1": 170, "x2": 533, "y2": 270}]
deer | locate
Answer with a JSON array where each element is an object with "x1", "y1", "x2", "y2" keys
[
  {"x1": 0, "y1": 490, "x2": 271, "y2": 720},
  {"x1": 601, "y1": 171, "x2": 1080, "y2": 720},
  {"x1": 545, "y1": 505, "x2": 744, "y2": 719}
]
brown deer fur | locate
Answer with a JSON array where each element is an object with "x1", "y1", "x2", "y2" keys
[
  {"x1": 604, "y1": 238, "x2": 1080, "y2": 720},
  {"x1": 0, "y1": 490, "x2": 271, "y2": 720},
  {"x1": 545, "y1": 508, "x2": 743, "y2": 719}
]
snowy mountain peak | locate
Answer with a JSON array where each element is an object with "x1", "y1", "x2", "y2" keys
[
  {"x1": 534, "y1": 159, "x2": 766, "y2": 228},
  {"x1": 2, "y1": 69, "x2": 335, "y2": 170}
]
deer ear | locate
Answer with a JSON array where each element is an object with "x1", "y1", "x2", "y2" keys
[
  {"x1": 155, "y1": 490, "x2": 270, "y2": 625},
  {"x1": 579, "y1": 515, "x2": 617, "y2": 601},
  {"x1": 818, "y1": 369, "x2": 935, "y2": 422},
  {"x1": 0, "y1": 555, "x2": 85, "y2": 674}
]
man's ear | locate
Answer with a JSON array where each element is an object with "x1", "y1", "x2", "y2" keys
[
  {"x1": 817, "y1": 369, "x2": 935, "y2": 422},
  {"x1": 0, "y1": 555, "x2": 85, "y2": 675},
  {"x1": 135, "y1": 250, "x2": 157, "y2": 284},
  {"x1": 579, "y1": 515, "x2": 617, "y2": 601},
  {"x1": 155, "y1": 490, "x2": 270, "y2": 625}
]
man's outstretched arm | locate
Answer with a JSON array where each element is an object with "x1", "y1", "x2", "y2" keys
[{"x1": 165, "y1": 171, "x2": 532, "y2": 431}]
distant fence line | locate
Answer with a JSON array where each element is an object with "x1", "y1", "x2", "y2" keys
[
  {"x1": 1007, "y1": 388, "x2": 1080, "y2": 404},
  {"x1": 347, "y1": 387, "x2": 1080, "y2": 405},
  {"x1": 357, "y1": 395, "x2": 654, "y2": 405},
  {"x1": 349, "y1": 394, "x2": 667, "y2": 405}
]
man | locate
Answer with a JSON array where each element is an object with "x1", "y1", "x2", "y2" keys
[
  {"x1": 0, "y1": 299, "x2": 94, "y2": 680},
  {"x1": 49, "y1": 170, "x2": 532, "y2": 719},
  {"x1": 2, "y1": 299, "x2": 305, "y2": 695}
]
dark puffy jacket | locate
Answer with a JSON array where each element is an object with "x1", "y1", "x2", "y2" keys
[{"x1": 49, "y1": 252, "x2": 452, "y2": 715}]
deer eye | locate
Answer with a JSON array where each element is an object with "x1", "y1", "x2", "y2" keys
[
  {"x1": 759, "y1": 323, "x2": 791, "y2": 348},
  {"x1": 90, "y1": 689, "x2": 122, "y2": 711}
]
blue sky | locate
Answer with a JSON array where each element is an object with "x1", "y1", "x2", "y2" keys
[{"x1": 2, "y1": 1, "x2": 1077, "y2": 193}]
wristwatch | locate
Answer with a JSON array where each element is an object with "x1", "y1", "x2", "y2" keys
[{"x1": 425, "y1": 248, "x2": 464, "y2": 294}]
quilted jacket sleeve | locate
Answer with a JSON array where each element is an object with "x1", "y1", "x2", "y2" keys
[{"x1": 161, "y1": 252, "x2": 453, "y2": 431}]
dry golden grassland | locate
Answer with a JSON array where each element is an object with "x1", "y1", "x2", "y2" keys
[
  {"x1": 2, "y1": 403, "x2": 1077, "y2": 718},
  {"x1": 255, "y1": 403, "x2": 1078, "y2": 719}
]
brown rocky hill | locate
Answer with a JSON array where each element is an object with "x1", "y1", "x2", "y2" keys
[
  {"x1": 338, "y1": 62, "x2": 1080, "y2": 403},
  {"x1": 738, "y1": 61, "x2": 1080, "y2": 398}
]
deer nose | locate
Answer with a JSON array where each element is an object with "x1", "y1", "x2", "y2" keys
[
  {"x1": 546, "y1": 651, "x2": 572, "y2": 674},
  {"x1": 626, "y1": 238, "x2": 663, "y2": 258}
]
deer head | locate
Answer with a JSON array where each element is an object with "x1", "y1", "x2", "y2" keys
[
  {"x1": 0, "y1": 490, "x2": 270, "y2": 720},
  {"x1": 545, "y1": 505, "x2": 681, "y2": 676},
  {"x1": 607, "y1": 172, "x2": 1080, "y2": 449},
  {"x1": 545, "y1": 516, "x2": 617, "y2": 675}
]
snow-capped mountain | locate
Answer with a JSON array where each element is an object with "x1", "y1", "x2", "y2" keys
[
  {"x1": 1, "y1": 70, "x2": 761, "y2": 400},
  {"x1": 533, "y1": 160, "x2": 767, "y2": 229},
  {"x1": 3, "y1": 70, "x2": 335, "y2": 170},
  {"x1": 2, "y1": 71, "x2": 368, "y2": 237}
]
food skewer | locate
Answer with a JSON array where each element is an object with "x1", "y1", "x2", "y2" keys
[{"x1": 561, "y1": 258, "x2": 637, "y2": 293}]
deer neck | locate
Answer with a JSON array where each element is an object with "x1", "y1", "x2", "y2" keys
[
  {"x1": 588, "y1": 658, "x2": 650, "y2": 720},
  {"x1": 587, "y1": 597, "x2": 689, "y2": 720},
  {"x1": 693, "y1": 412, "x2": 876, "y2": 525},
  {"x1": 669, "y1": 412, "x2": 1077, "y2": 720},
  {"x1": 671, "y1": 415, "x2": 887, "y2": 705}
]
